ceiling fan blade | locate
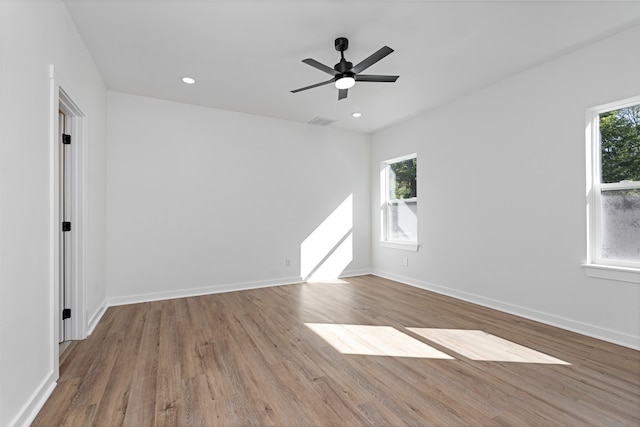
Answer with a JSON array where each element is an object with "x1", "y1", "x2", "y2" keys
[
  {"x1": 355, "y1": 74, "x2": 399, "y2": 83},
  {"x1": 302, "y1": 58, "x2": 338, "y2": 76},
  {"x1": 291, "y1": 78, "x2": 335, "y2": 93},
  {"x1": 338, "y1": 88, "x2": 348, "y2": 100},
  {"x1": 352, "y1": 46, "x2": 394, "y2": 74}
]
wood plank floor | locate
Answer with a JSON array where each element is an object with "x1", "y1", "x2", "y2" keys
[{"x1": 34, "y1": 275, "x2": 640, "y2": 426}]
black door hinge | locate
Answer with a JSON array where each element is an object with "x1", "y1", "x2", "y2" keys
[
  {"x1": 62, "y1": 308, "x2": 71, "y2": 320},
  {"x1": 62, "y1": 134, "x2": 71, "y2": 145},
  {"x1": 62, "y1": 221, "x2": 71, "y2": 232}
]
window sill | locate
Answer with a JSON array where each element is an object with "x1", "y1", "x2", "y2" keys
[
  {"x1": 380, "y1": 241, "x2": 419, "y2": 251},
  {"x1": 582, "y1": 264, "x2": 640, "y2": 284}
]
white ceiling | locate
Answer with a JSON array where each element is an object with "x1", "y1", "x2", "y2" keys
[{"x1": 64, "y1": 0, "x2": 640, "y2": 134}]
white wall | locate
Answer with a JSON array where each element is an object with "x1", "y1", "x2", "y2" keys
[
  {"x1": 371, "y1": 24, "x2": 640, "y2": 349},
  {"x1": 106, "y1": 92, "x2": 370, "y2": 303},
  {"x1": 0, "y1": 1, "x2": 107, "y2": 425}
]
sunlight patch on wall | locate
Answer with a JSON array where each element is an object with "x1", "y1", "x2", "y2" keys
[
  {"x1": 408, "y1": 328, "x2": 570, "y2": 365},
  {"x1": 305, "y1": 323, "x2": 454, "y2": 359},
  {"x1": 301, "y1": 194, "x2": 353, "y2": 281},
  {"x1": 306, "y1": 233, "x2": 353, "y2": 282}
]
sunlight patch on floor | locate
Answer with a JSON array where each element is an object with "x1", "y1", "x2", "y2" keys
[
  {"x1": 306, "y1": 323, "x2": 571, "y2": 364},
  {"x1": 305, "y1": 323, "x2": 454, "y2": 359},
  {"x1": 408, "y1": 328, "x2": 570, "y2": 365}
]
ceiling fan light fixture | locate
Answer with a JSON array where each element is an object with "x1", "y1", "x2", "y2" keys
[{"x1": 335, "y1": 76, "x2": 355, "y2": 90}]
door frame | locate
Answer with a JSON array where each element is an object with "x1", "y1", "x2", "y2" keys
[
  {"x1": 58, "y1": 88, "x2": 86, "y2": 341},
  {"x1": 50, "y1": 66, "x2": 87, "y2": 369}
]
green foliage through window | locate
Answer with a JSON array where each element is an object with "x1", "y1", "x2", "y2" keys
[
  {"x1": 390, "y1": 158, "x2": 417, "y2": 199},
  {"x1": 599, "y1": 105, "x2": 640, "y2": 183}
]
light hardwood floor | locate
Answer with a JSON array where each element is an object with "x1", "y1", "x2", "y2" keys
[{"x1": 34, "y1": 275, "x2": 640, "y2": 426}]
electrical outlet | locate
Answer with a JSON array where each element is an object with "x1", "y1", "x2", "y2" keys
[
  {"x1": 285, "y1": 258, "x2": 291, "y2": 267},
  {"x1": 403, "y1": 257, "x2": 409, "y2": 266}
]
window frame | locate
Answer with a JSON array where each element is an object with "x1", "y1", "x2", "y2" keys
[
  {"x1": 584, "y1": 97, "x2": 640, "y2": 283},
  {"x1": 380, "y1": 153, "x2": 419, "y2": 251}
]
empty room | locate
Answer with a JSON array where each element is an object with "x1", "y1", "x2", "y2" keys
[{"x1": 1, "y1": 0, "x2": 639, "y2": 426}]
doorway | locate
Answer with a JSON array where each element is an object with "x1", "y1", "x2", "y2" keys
[
  {"x1": 56, "y1": 88, "x2": 85, "y2": 353},
  {"x1": 58, "y1": 108, "x2": 71, "y2": 345}
]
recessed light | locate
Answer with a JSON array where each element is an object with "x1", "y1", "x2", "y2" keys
[
  {"x1": 181, "y1": 77, "x2": 196, "y2": 85},
  {"x1": 351, "y1": 112, "x2": 362, "y2": 118}
]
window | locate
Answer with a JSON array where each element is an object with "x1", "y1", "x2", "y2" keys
[
  {"x1": 586, "y1": 98, "x2": 640, "y2": 279},
  {"x1": 381, "y1": 154, "x2": 418, "y2": 250}
]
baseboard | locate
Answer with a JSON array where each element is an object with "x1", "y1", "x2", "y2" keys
[
  {"x1": 106, "y1": 269, "x2": 374, "y2": 308},
  {"x1": 372, "y1": 270, "x2": 640, "y2": 351},
  {"x1": 339, "y1": 268, "x2": 373, "y2": 278},
  {"x1": 9, "y1": 372, "x2": 56, "y2": 427},
  {"x1": 107, "y1": 275, "x2": 305, "y2": 307},
  {"x1": 86, "y1": 300, "x2": 108, "y2": 336}
]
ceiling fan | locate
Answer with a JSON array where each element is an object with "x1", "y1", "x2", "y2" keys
[{"x1": 291, "y1": 37, "x2": 399, "y2": 100}]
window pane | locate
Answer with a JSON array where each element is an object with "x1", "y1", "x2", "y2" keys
[
  {"x1": 388, "y1": 200, "x2": 417, "y2": 242},
  {"x1": 599, "y1": 105, "x2": 640, "y2": 184},
  {"x1": 389, "y1": 158, "x2": 417, "y2": 199},
  {"x1": 600, "y1": 188, "x2": 640, "y2": 262}
]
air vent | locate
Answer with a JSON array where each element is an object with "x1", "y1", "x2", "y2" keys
[{"x1": 308, "y1": 116, "x2": 336, "y2": 126}]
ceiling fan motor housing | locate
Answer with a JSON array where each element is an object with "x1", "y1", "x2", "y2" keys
[{"x1": 334, "y1": 61, "x2": 354, "y2": 74}]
